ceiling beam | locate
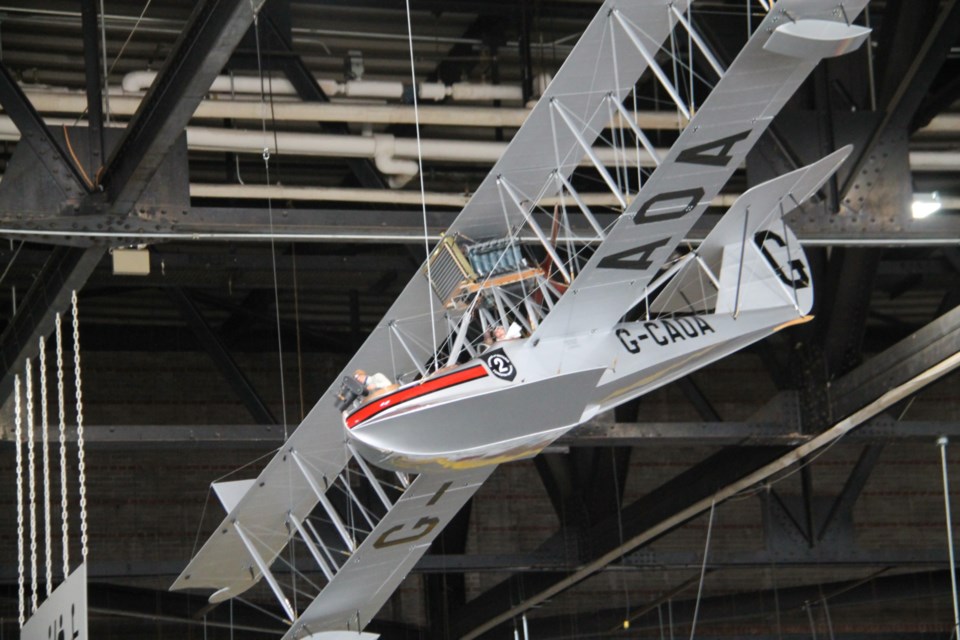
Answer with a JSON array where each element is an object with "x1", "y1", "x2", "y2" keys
[
  {"x1": 415, "y1": 546, "x2": 950, "y2": 574},
  {"x1": 98, "y1": 0, "x2": 266, "y2": 214},
  {"x1": 0, "y1": 246, "x2": 105, "y2": 404},
  {"x1": 820, "y1": 249, "x2": 882, "y2": 378},
  {"x1": 79, "y1": 0, "x2": 105, "y2": 175},
  {"x1": 839, "y1": 0, "x2": 960, "y2": 197},
  {"x1": 8, "y1": 415, "x2": 958, "y2": 448},
  {"x1": 0, "y1": 64, "x2": 91, "y2": 197},
  {"x1": 0, "y1": 545, "x2": 949, "y2": 582},
  {"x1": 4, "y1": 208, "x2": 959, "y2": 247},
  {"x1": 0, "y1": 0, "x2": 269, "y2": 401},
  {"x1": 830, "y1": 304, "x2": 960, "y2": 420}
]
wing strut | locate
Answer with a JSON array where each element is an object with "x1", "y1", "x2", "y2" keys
[
  {"x1": 347, "y1": 444, "x2": 393, "y2": 511},
  {"x1": 288, "y1": 513, "x2": 336, "y2": 581},
  {"x1": 550, "y1": 99, "x2": 628, "y2": 209},
  {"x1": 669, "y1": 5, "x2": 726, "y2": 77},
  {"x1": 234, "y1": 522, "x2": 296, "y2": 623},
  {"x1": 695, "y1": 255, "x2": 721, "y2": 290},
  {"x1": 497, "y1": 177, "x2": 572, "y2": 283},
  {"x1": 305, "y1": 518, "x2": 343, "y2": 572},
  {"x1": 554, "y1": 171, "x2": 607, "y2": 239},
  {"x1": 732, "y1": 206, "x2": 751, "y2": 318},
  {"x1": 612, "y1": 9, "x2": 691, "y2": 120},
  {"x1": 389, "y1": 322, "x2": 427, "y2": 378},
  {"x1": 292, "y1": 450, "x2": 357, "y2": 552},
  {"x1": 607, "y1": 95, "x2": 661, "y2": 167}
]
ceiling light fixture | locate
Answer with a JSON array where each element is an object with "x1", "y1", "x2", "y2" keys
[{"x1": 912, "y1": 191, "x2": 942, "y2": 219}]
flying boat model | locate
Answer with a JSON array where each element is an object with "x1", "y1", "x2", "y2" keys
[{"x1": 173, "y1": 1, "x2": 871, "y2": 637}]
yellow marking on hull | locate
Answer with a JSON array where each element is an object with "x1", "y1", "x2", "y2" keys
[
  {"x1": 436, "y1": 447, "x2": 545, "y2": 470},
  {"x1": 387, "y1": 438, "x2": 557, "y2": 471},
  {"x1": 773, "y1": 314, "x2": 814, "y2": 332},
  {"x1": 599, "y1": 347, "x2": 714, "y2": 406}
]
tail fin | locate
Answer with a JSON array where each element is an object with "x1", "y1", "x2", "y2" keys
[
  {"x1": 650, "y1": 145, "x2": 851, "y2": 317},
  {"x1": 713, "y1": 210, "x2": 812, "y2": 315}
]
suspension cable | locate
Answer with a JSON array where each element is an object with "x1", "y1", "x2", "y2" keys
[
  {"x1": 72, "y1": 291, "x2": 88, "y2": 562},
  {"x1": 404, "y1": 0, "x2": 438, "y2": 372},
  {"x1": 106, "y1": 0, "x2": 153, "y2": 78},
  {"x1": 252, "y1": 10, "x2": 290, "y2": 439},
  {"x1": 938, "y1": 437, "x2": 960, "y2": 636},
  {"x1": 688, "y1": 499, "x2": 716, "y2": 640}
]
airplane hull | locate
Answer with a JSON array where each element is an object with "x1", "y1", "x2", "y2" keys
[
  {"x1": 346, "y1": 366, "x2": 604, "y2": 472},
  {"x1": 346, "y1": 309, "x2": 807, "y2": 473}
]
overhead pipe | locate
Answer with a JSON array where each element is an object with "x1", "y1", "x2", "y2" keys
[
  {"x1": 119, "y1": 70, "x2": 523, "y2": 103},
  {"x1": 28, "y1": 76, "x2": 960, "y2": 138},
  {"x1": 20, "y1": 87, "x2": 687, "y2": 130},
  {"x1": 186, "y1": 183, "x2": 742, "y2": 209},
  {"x1": 0, "y1": 112, "x2": 953, "y2": 189},
  {"x1": 185, "y1": 126, "x2": 960, "y2": 175},
  {"x1": 23, "y1": 83, "x2": 960, "y2": 135},
  {"x1": 180, "y1": 125, "x2": 625, "y2": 169},
  {"x1": 22, "y1": 89, "x2": 529, "y2": 128},
  {"x1": 0, "y1": 113, "x2": 660, "y2": 185}
]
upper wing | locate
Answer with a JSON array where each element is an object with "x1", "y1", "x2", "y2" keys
[{"x1": 532, "y1": 0, "x2": 870, "y2": 340}]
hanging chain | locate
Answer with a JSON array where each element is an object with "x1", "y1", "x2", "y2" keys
[
  {"x1": 72, "y1": 291, "x2": 88, "y2": 562},
  {"x1": 56, "y1": 312, "x2": 70, "y2": 578},
  {"x1": 39, "y1": 335, "x2": 52, "y2": 597},
  {"x1": 25, "y1": 358, "x2": 37, "y2": 613},
  {"x1": 14, "y1": 375, "x2": 25, "y2": 628}
]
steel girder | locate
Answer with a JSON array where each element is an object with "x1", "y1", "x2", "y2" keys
[
  {"x1": 0, "y1": 246, "x2": 106, "y2": 404},
  {"x1": 98, "y1": 0, "x2": 266, "y2": 215},
  {"x1": 0, "y1": 65, "x2": 91, "y2": 200},
  {"x1": 0, "y1": 0, "x2": 267, "y2": 403},
  {"x1": 2, "y1": 207, "x2": 957, "y2": 247},
  {"x1": 6, "y1": 414, "x2": 959, "y2": 448}
]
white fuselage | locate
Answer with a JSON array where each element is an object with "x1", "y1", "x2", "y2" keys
[{"x1": 346, "y1": 308, "x2": 805, "y2": 472}]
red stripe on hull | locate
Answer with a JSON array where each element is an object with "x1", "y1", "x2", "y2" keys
[{"x1": 346, "y1": 364, "x2": 488, "y2": 428}]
